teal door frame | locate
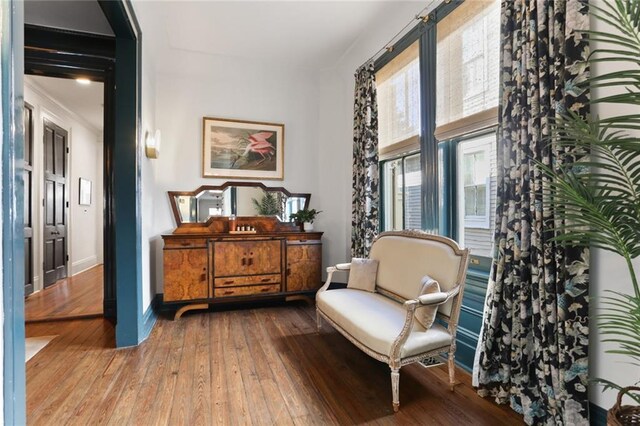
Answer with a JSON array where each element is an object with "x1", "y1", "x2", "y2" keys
[
  {"x1": 2, "y1": 1, "x2": 26, "y2": 424},
  {"x1": 2, "y1": 0, "x2": 144, "y2": 422},
  {"x1": 99, "y1": 0, "x2": 145, "y2": 347}
]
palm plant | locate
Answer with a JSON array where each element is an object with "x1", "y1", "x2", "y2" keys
[
  {"x1": 252, "y1": 192, "x2": 282, "y2": 216},
  {"x1": 540, "y1": 0, "x2": 640, "y2": 403}
]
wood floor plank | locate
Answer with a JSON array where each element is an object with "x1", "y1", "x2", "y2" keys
[
  {"x1": 26, "y1": 303, "x2": 525, "y2": 426},
  {"x1": 25, "y1": 265, "x2": 103, "y2": 322},
  {"x1": 111, "y1": 319, "x2": 170, "y2": 426}
]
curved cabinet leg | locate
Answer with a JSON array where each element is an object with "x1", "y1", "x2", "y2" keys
[
  {"x1": 448, "y1": 352, "x2": 456, "y2": 391},
  {"x1": 174, "y1": 303, "x2": 209, "y2": 320},
  {"x1": 391, "y1": 367, "x2": 400, "y2": 412}
]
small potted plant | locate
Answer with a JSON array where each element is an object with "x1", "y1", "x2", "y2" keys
[{"x1": 290, "y1": 208, "x2": 321, "y2": 231}]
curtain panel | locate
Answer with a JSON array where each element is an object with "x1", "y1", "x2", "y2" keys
[
  {"x1": 474, "y1": 1, "x2": 590, "y2": 425},
  {"x1": 351, "y1": 62, "x2": 379, "y2": 258}
]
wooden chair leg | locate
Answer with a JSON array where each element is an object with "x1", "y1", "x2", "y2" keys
[
  {"x1": 448, "y1": 352, "x2": 456, "y2": 391},
  {"x1": 391, "y1": 367, "x2": 400, "y2": 412}
]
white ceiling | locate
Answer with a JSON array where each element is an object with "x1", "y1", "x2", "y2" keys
[
  {"x1": 135, "y1": 1, "x2": 421, "y2": 69},
  {"x1": 25, "y1": 0, "x2": 114, "y2": 36},
  {"x1": 25, "y1": 75, "x2": 104, "y2": 131}
]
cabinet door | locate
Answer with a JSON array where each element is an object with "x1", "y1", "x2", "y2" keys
[
  {"x1": 286, "y1": 241, "x2": 322, "y2": 292},
  {"x1": 164, "y1": 248, "x2": 209, "y2": 302},
  {"x1": 214, "y1": 240, "x2": 282, "y2": 277}
]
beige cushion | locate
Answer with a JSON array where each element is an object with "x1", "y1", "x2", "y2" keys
[
  {"x1": 317, "y1": 288, "x2": 452, "y2": 359},
  {"x1": 370, "y1": 234, "x2": 464, "y2": 317},
  {"x1": 347, "y1": 258, "x2": 378, "y2": 292},
  {"x1": 414, "y1": 276, "x2": 440, "y2": 329}
]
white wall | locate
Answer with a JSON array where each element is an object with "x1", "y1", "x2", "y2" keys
[
  {"x1": 24, "y1": 78, "x2": 103, "y2": 290},
  {"x1": 588, "y1": 4, "x2": 640, "y2": 409},
  {"x1": 135, "y1": 0, "x2": 159, "y2": 313},
  {"x1": 148, "y1": 48, "x2": 320, "y2": 293}
]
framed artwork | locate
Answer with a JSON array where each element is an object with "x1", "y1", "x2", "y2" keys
[
  {"x1": 202, "y1": 117, "x2": 284, "y2": 180},
  {"x1": 79, "y1": 178, "x2": 92, "y2": 206}
]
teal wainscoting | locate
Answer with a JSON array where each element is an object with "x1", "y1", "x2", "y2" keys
[
  {"x1": 590, "y1": 403, "x2": 607, "y2": 426},
  {"x1": 454, "y1": 267, "x2": 489, "y2": 372}
]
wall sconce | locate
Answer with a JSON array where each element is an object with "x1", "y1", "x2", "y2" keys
[{"x1": 145, "y1": 129, "x2": 161, "y2": 159}]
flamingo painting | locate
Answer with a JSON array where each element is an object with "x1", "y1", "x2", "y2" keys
[
  {"x1": 231, "y1": 131, "x2": 276, "y2": 167},
  {"x1": 203, "y1": 117, "x2": 283, "y2": 179}
]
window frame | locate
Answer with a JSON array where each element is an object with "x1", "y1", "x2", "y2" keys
[
  {"x1": 459, "y1": 137, "x2": 492, "y2": 229},
  {"x1": 439, "y1": 127, "x2": 498, "y2": 266},
  {"x1": 374, "y1": 0, "x2": 462, "y2": 233}
]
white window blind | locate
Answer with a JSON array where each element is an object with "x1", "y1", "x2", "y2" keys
[
  {"x1": 376, "y1": 40, "x2": 421, "y2": 159},
  {"x1": 436, "y1": 0, "x2": 500, "y2": 141}
]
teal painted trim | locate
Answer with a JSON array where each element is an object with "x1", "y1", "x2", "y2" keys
[
  {"x1": 141, "y1": 298, "x2": 158, "y2": 342},
  {"x1": 99, "y1": 0, "x2": 144, "y2": 347},
  {"x1": 590, "y1": 402, "x2": 607, "y2": 426},
  {"x1": 2, "y1": 1, "x2": 26, "y2": 424}
]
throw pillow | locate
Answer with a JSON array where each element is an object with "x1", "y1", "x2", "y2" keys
[
  {"x1": 347, "y1": 258, "x2": 379, "y2": 292},
  {"x1": 414, "y1": 275, "x2": 441, "y2": 329}
]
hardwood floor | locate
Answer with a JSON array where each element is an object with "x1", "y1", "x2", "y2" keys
[
  {"x1": 25, "y1": 265, "x2": 103, "y2": 322},
  {"x1": 26, "y1": 302, "x2": 524, "y2": 425}
]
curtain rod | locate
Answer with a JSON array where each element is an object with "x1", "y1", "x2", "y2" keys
[{"x1": 359, "y1": 0, "x2": 441, "y2": 70}]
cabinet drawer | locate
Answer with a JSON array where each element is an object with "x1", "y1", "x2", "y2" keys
[
  {"x1": 214, "y1": 284, "x2": 280, "y2": 298},
  {"x1": 214, "y1": 274, "x2": 281, "y2": 287},
  {"x1": 164, "y1": 238, "x2": 207, "y2": 249}
]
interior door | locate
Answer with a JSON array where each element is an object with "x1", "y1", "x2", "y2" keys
[
  {"x1": 24, "y1": 103, "x2": 34, "y2": 296},
  {"x1": 43, "y1": 119, "x2": 68, "y2": 287}
]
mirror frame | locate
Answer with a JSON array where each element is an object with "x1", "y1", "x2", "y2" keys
[{"x1": 168, "y1": 181, "x2": 311, "y2": 226}]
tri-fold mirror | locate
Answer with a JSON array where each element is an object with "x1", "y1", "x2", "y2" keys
[{"x1": 169, "y1": 182, "x2": 311, "y2": 225}]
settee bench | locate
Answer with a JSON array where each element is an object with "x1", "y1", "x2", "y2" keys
[{"x1": 316, "y1": 231, "x2": 470, "y2": 412}]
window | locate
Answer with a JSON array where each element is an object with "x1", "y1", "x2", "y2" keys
[
  {"x1": 456, "y1": 133, "x2": 497, "y2": 258},
  {"x1": 376, "y1": 41, "x2": 421, "y2": 158},
  {"x1": 376, "y1": 0, "x2": 500, "y2": 241},
  {"x1": 377, "y1": 40, "x2": 423, "y2": 231},
  {"x1": 381, "y1": 153, "x2": 422, "y2": 230},
  {"x1": 463, "y1": 152, "x2": 487, "y2": 217},
  {"x1": 435, "y1": 0, "x2": 500, "y2": 141}
]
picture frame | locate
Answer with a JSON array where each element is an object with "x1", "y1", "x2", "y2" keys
[
  {"x1": 202, "y1": 117, "x2": 284, "y2": 180},
  {"x1": 79, "y1": 178, "x2": 92, "y2": 206}
]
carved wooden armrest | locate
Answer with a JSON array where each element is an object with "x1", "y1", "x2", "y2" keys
[{"x1": 317, "y1": 263, "x2": 352, "y2": 295}]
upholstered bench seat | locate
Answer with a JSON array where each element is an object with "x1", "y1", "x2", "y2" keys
[
  {"x1": 316, "y1": 231, "x2": 469, "y2": 412},
  {"x1": 317, "y1": 288, "x2": 453, "y2": 359}
]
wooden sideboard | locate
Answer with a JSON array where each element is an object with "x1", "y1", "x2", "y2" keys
[{"x1": 162, "y1": 218, "x2": 322, "y2": 319}]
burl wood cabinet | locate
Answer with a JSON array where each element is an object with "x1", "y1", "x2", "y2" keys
[{"x1": 162, "y1": 183, "x2": 323, "y2": 319}]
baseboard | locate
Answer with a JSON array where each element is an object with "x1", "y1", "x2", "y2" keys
[
  {"x1": 104, "y1": 298, "x2": 116, "y2": 320},
  {"x1": 70, "y1": 256, "x2": 99, "y2": 276},
  {"x1": 590, "y1": 402, "x2": 607, "y2": 426},
  {"x1": 141, "y1": 296, "x2": 159, "y2": 342}
]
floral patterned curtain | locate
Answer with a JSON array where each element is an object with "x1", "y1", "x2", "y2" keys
[
  {"x1": 351, "y1": 62, "x2": 379, "y2": 258},
  {"x1": 474, "y1": 1, "x2": 590, "y2": 424}
]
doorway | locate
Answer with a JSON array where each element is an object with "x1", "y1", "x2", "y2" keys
[
  {"x1": 3, "y1": 1, "x2": 144, "y2": 423},
  {"x1": 23, "y1": 74, "x2": 105, "y2": 322}
]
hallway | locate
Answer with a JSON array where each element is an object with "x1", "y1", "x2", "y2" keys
[{"x1": 25, "y1": 265, "x2": 103, "y2": 322}]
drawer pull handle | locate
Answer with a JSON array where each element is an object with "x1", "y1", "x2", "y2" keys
[
  {"x1": 248, "y1": 258, "x2": 253, "y2": 266},
  {"x1": 225, "y1": 280, "x2": 234, "y2": 284},
  {"x1": 241, "y1": 258, "x2": 246, "y2": 266},
  {"x1": 260, "y1": 288, "x2": 270, "y2": 292},
  {"x1": 261, "y1": 278, "x2": 271, "y2": 282},
  {"x1": 224, "y1": 290, "x2": 234, "y2": 295},
  {"x1": 181, "y1": 242, "x2": 191, "y2": 246},
  {"x1": 200, "y1": 274, "x2": 206, "y2": 282}
]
